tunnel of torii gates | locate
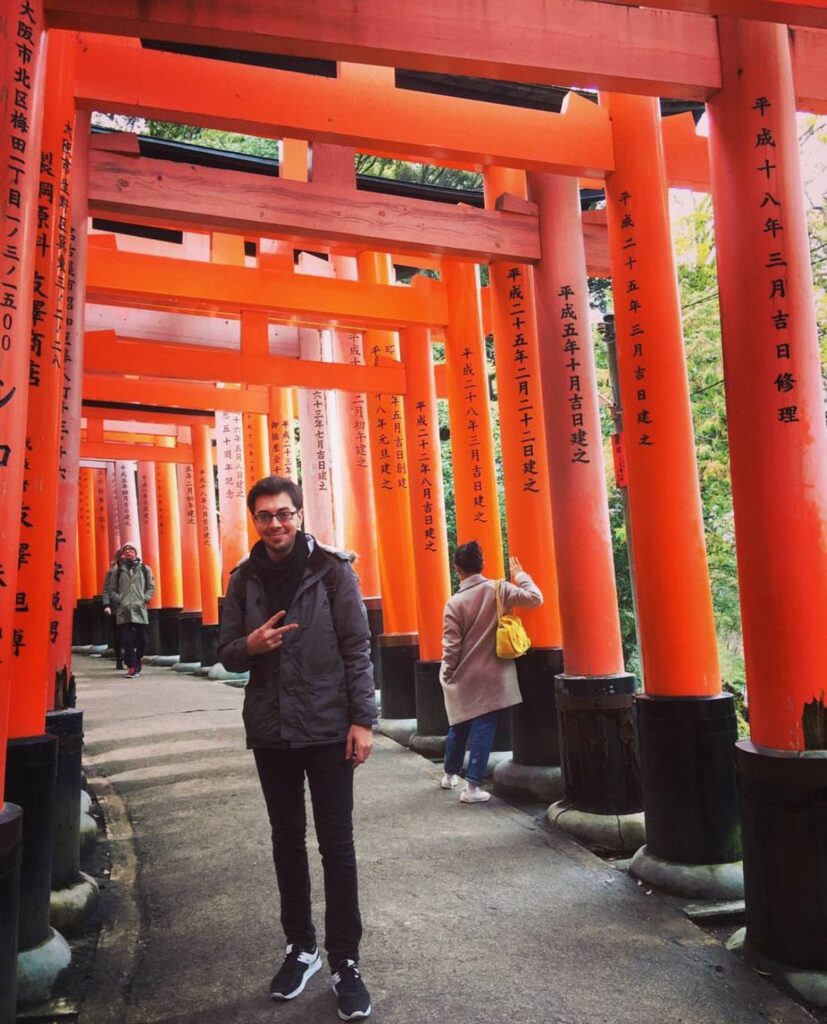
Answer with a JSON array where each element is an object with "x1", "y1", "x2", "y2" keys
[{"x1": 0, "y1": 0, "x2": 826, "y2": 1014}]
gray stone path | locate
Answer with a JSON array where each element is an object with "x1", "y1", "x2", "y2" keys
[{"x1": 75, "y1": 656, "x2": 815, "y2": 1024}]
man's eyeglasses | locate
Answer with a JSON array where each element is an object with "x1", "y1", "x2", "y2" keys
[{"x1": 252, "y1": 509, "x2": 299, "y2": 525}]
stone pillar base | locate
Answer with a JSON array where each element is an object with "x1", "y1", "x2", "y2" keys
[
  {"x1": 376, "y1": 634, "x2": 418, "y2": 720},
  {"x1": 548, "y1": 800, "x2": 645, "y2": 854},
  {"x1": 630, "y1": 845, "x2": 744, "y2": 900},
  {"x1": 409, "y1": 733, "x2": 446, "y2": 759},
  {"x1": 79, "y1": 811, "x2": 97, "y2": 863},
  {"x1": 0, "y1": 803, "x2": 23, "y2": 1024},
  {"x1": 377, "y1": 719, "x2": 417, "y2": 747},
  {"x1": 493, "y1": 760, "x2": 564, "y2": 804},
  {"x1": 16, "y1": 927, "x2": 71, "y2": 1009},
  {"x1": 50, "y1": 871, "x2": 99, "y2": 936},
  {"x1": 727, "y1": 929, "x2": 827, "y2": 1009},
  {"x1": 172, "y1": 662, "x2": 201, "y2": 673}
]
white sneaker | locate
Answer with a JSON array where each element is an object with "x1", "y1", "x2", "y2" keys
[
  {"x1": 440, "y1": 773, "x2": 459, "y2": 789},
  {"x1": 460, "y1": 786, "x2": 491, "y2": 803}
]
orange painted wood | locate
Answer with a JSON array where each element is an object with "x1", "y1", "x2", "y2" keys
[
  {"x1": 441, "y1": 261, "x2": 504, "y2": 578},
  {"x1": 268, "y1": 387, "x2": 297, "y2": 479},
  {"x1": 74, "y1": 38, "x2": 613, "y2": 177},
  {"x1": 84, "y1": 330, "x2": 408, "y2": 396},
  {"x1": 0, "y1": 0, "x2": 47, "y2": 776},
  {"x1": 661, "y1": 112, "x2": 711, "y2": 191},
  {"x1": 155, "y1": 437, "x2": 184, "y2": 607},
  {"x1": 357, "y1": 251, "x2": 419, "y2": 635},
  {"x1": 484, "y1": 168, "x2": 563, "y2": 648},
  {"x1": 86, "y1": 150, "x2": 541, "y2": 264},
  {"x1": 598, "y1": 0, "x2": 826, "y2": 29},
  {"x1": 46, "y1": 0, "x2": 721, "y2": 100},
  {"x1": 399, "y1": 327, "x2": 451, "y2": 661},
  {"x1": 81, "y1": 441, "x2": 194, "y2": 463},
  {"x1": 603, "y1": 92, "x2": 720, "y2": 697},
  {"x1": 215, "y1": 411, "x2": 250, "y2": 592},
  {"x1": 93, "y1": 469, "x2": 111, "y2": 589},
  {"x1": 192, "y1": 424, "x2": 222, "y2": 623},
  {"x1": 84, "y1": 245, "x2": 449, "y2": 328},
  {"x1": 105, "y1": 464, "x2": 121, "y2": 554},
  {"x1": 243, "y1": 410, "x2": 271, "y2": 545},
  {"x1": 176, "y1": 455, "x2": 202, "y2": 612},
  {"x1": 84, "y1": 373, "x2": 270, "y2": 414},
  {"x1": 77, "y1": 468, "x2": 98, "y2": 599},
  {"x1": 790, "y1": 26, "x2": 827, "y2": 114},
  {"x1": 137, "y1": 461, "x2": 163, "y2": 607},
  {"x1": 9, "y1": 32, "x2": 76, "y2": 735},
  {"x1": 83, "y1": 405, "x2": 213, "y2": 427},
  {"x1": 114, "y1": 460, "x2": 140, "y2": 548},
  {"x1": 527, "y1": 172, "x2": 625, "y2": 677},
  {"x1": 708, "y1": 19, "x2": 827, "y2": 750}
]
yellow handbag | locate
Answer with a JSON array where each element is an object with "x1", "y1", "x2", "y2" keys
[{"x1": 495, "y1": 580, "x2": 531, "y2": 659}]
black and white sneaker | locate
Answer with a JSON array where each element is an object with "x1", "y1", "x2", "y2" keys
[
  {"x1": 269, "y1": 943, "x2": 321, "y2": 1000},
  {"x1": 331, "y1": 960, "x2": 371, "y2": 1020}
]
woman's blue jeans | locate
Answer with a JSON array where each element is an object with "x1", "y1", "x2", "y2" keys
[{"x1": 443, "y1": 709, "x2": 500, "y2": 785}]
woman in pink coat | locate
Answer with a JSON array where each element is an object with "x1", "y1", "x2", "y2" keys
[{"x1": 439, "y1": 541, "x2": 543, "y2": 803}]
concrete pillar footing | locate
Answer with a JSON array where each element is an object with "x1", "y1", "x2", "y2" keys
[
  {"x1": 493, "y1": 760, "x2": 564, "y2": 804},
  {"x1": 50, "y1": 871, "x2": 99, "y2": 936},
  {"x1": 548, "y1": 800, "x2": 645, "y2": 853},
  {"x1": 172, "y1": 662, "x2": 201, "y2": 674},
  {"x1": 630, "y1": 845, "x2": 744, "y2": 900},
  {"x1": 377, "y1": 719, "x2": 417, "y2": 747},
  {"x1": 79, "y1": 790, "x2": 92, "y2": 814},
  {"x1": 726, "y1": 929, "x2": 827, "y2": 1008},
  {"x1": 409, "y1": 733, "x2": 446, "y2": 759},
  {"x1": 16, "y1": 927, "x2": 71, "y2": 1008},
  {"x1": 207, "y1": 664, "x2": 249, "y2": 684},
  {"x1": 143, "y1": 655, "x2": 180, "y2": 667},
  {"x1": 70, "y1": 646, "x2": 95, "y2": 655},
  {"x1": 79, "y1": 813, "x2": 97, "y2": 862}
]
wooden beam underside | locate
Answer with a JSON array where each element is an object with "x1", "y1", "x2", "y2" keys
[
  {"x1": 80, "y1": 440, "x2": 195, "y2": 463},
  {"x1": 86, "y1": 154, "x2": 540, "y2": 265},
  {"x1": 84, "y1": 331, "x2": 408, "y2": 394},
  {"x1": 82, "y1": 406, "x2": 215, "y2": 426},
  {"x1": 85, "y1": 247, "x2": 449, "y2": 330},
  {"x1": 76, "y1": 39, "x2": 613, "y2": 178},
  {"x1": 83, "y1": 374, "x2": 271, "y2": 414},
  {"x1": 46, "y1": 0, "x2": 827, "y2": 107}
]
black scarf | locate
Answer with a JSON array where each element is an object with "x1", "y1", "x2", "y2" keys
[{"x1": 250, "y1": 532, "x2": 310, "y2": 617}]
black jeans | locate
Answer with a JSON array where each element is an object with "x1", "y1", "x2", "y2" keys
[
  {"x1": 253, "y1": 743, "x2": 362, "y2": 967},
  {"x1": 120, "y1": 622, "x2": 148, "y2": 670}
]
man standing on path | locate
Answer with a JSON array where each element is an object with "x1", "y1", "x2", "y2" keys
[
  {"x1": 103, "y1": 542, "x2": 155, "y2": 679},
  {"x1": 217, "y1": 475, "x2": 375, "y2": 1021}
]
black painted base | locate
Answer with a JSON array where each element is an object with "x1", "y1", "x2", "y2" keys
[
  {"x1": 637, "y1": 693, "x2": 740, "y2": 865},
  {"x1": 90, "y1": 598, "x2": 109, "y2": 646},
  {"x1": 556, "y1": 673, "x2": 643, "y2": 815},
  {"x1": 364, "y1": 598, "x2": 383, "y2": 689},
  {"x1": 512, "y1": 647, "x2": 564, "y2": 767},
  {"x1": 414, "y1": 660, "x2": 448, "y2": 738},
  {"x1": 158, "y1": 607, "x2": 182, "y2": 656},
  {"x1": 4, "y1": 735, "x2": 58, "y2": 953},
  {"x1": 376, "y1": 635, "x2": 418, "y2": 719},
  {"x1": 0, "y1": 803, "x2": 22, "y2": 1024},
  {"x1": 72, "y1": 600, "x2": 95, "y2": 647},
  {"x1": 737, "y1": 741, "x2": 827, "y2": 970},
  {"x1": 45, "y1": 710, "x2": 84, "y2": 889},
  {"x1": 199, "y1": 624, "x2": 220, "y2": 668},
  {"x1": 178, "y1": 612, "x2": 203, "y2": 664},
  {"x1": 145, "y1": 609, "x2": 162, "y2": 656}
]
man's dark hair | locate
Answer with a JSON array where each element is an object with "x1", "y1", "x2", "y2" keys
[
  {"x1": 247, "y1": 475, "x2": 304, "y2": 514},
  {"x1": 454, "y1": 540, "x2": 483, "y2": 574}
]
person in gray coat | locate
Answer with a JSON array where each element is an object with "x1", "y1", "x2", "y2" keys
[
  {"x1": 217, "y1": 475, "x2": 375, "y2": 1021},
  {"x1": 102, "y1": 542, "x2": 155, "y2": 679}
]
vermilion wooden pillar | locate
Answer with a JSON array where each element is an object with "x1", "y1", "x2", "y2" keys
[
  {"x1": 331, "y1": 255, "x2": 381, "y2": 599},
  {"x1": 484, "y1": 167, "x2": 565, "y2": 800},
  {"x1": 298, "y1": 327, "x2": 337, "y2": 546},
  {"x1": 441, "y1": 260, "x2": 504, "y2": 578},
  {"x1": 192, "y1": 424, "x2": 221, "y2": 666},
  {"x1": 48, "y1": 111, "x2": 91, "y2": 691},
  {"x1": 215, "y1": 411, "x2": 248, "y2": 591},
  {"x1": 602, "y1": 93, "x2": 739, "y2": 894},
  {"x1": 155, "y1": 437, "x2": 183, "y2": 657},
  {"x1": 357, "y1": 251, "x2": 419, "y2": 722},
  {"x1": 93, "y1": 469, "x2": 110, "y2": 591},
  {"x1": 175, "y1": 451, "x2": 203, "y2": 666},
  {"x1": 243, "y1": 411, "x2": 269, "y2": 545},
  {"x1": 114, "y1": 460, "x2": 139, "y2": 549},
  {"x1": 399, "y1": 326, "x2": 452, "y2": 756},
  {"x1": 6, "y1": 27, "x2": 75, "y2": 1006},
  {"x1": 268, "y1": 386, "x2": 296, "y2": 480},
  {"x1": 105, "y1": 463, "x2": 121, "y2": 555},
  {"x1": 137, "y1": 461, "x2": 163, "y2": 655},
  {"x1": 526, "y1": 171, "x2": 643, "y2": 852},
  {"x1": 76, "y1": 468, "x2": 97, "y2": 599},
  {"x1": 707, "y1": 20, "x2": 827, "y2": 988}
]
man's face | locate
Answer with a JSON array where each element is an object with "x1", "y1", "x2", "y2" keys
[
  {"x1": 252, "y1": 491, "x2": 303, "y2": 562},
  {"x1": 122, "y1": 546, "x2": 137, "y2": 560}
]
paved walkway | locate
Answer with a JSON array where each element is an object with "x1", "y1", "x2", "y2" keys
[{"x1": 75, "y1": 656, "x2": 815, "y2": 1024}]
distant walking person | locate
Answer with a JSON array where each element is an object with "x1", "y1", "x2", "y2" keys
[
  {"x1": 217, "y1": 475, "x2": 375, "y2": 1020},
  {"x1": 103, "y1": 542, "x2": 155, "y2": 679},
  {"x1": 102, "y1": 547, "x2": 124, "y2": 670},
  {"x1": 440, "y1": 541, "x2": 543, "y2": 803}
]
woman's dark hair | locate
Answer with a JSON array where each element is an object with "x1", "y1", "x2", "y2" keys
[
  {"x1": 453, "y1": 540, "x2": 483, "y2": 574},
  {"x1": 247, "y1": 475, "x2": 304, "y2": 514}
]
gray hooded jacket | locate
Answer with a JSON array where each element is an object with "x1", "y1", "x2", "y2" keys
[{"x1": 217, "y1": 535, "x2": 376, "y2": 748}]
